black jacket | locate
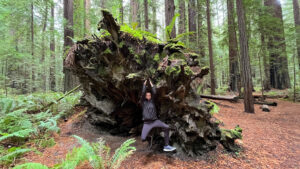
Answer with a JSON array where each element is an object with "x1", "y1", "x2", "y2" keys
[{"x1": 140, "y1": 84, "x2": 158, "y2": 122}]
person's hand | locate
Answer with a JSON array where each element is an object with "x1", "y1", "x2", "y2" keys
[
  {"x1": 149, "y1": 78, "x2": 153, "y2": 87},
  {"x1": 144, "y1": 79, "x2": 147, "y2": 85}
]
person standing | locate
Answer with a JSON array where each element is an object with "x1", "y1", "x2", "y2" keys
[{"x1": 140, "y1": 79, "x2": 176, "y2": 152}]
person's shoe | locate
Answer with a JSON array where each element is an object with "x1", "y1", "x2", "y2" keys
[{"x1": 163, "y1": 145, "x2": 176, "y2": 152}]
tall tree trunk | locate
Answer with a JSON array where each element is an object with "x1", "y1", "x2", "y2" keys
[
  {"x1": 119, "y1": 0, "x2": 124, "y2": 25},
  {"x1": 100, "y1": 0, "x2": 105, "y2": 9},
  {"x1": 84, "y1": 0, "x2": 91, "y2": 36},
  {"x1": 165, "y1": 0, "x2": 176, "y2": 39},
  {"x1": 63, "y1": 0, "x2": 78, "y2": 92},
  {"x1": 236, "y1": 0, "x2": 255, "y2": 113},
  {"x1": 206, "y1": 0, "x2": 216, "y2": 95},
  {"x1": 227, "y1": 0, "x2": 239, "y2": 92},
  {"x1": 197, "y1": 0, "x2": 205, "y2": 63},
  {"x1": 188, "y1": 0, "x2": 196, "y2": 48},
  {"x1": 130, "y1": 0, "x2": 139, "y2": 24},
  {"x1": 293, "y1": 0, "x2": 300, "y2": 68},
  {"x1": 50, "y1": 2, "x2": 56, "y2": 91},
  {"x1": 151, "y1": 0, "x2": 157, "y2": 34},
  {"x1": 31, "y1": 2, "x2": 36, "y2": 92},
  {"x1": 144, "y1": 0, "x2": 148, "y2": 31},
  {"x1": 178, "y1": 0, "x2": 186, "y2": 35},
  {"x1": 265, "y1": 0, "x2": 290, "y2": 89},
  {"x1": 41, "y1": 0, "x2": 48, "y2": 91}
]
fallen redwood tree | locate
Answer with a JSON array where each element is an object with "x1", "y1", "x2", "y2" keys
[{"x1": 64, "y1": 10, "x2": 241, "y2": 156}]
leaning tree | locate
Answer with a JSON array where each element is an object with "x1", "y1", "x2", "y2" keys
[{"x1": 64, "y1": 10, "x2": 241, "y2": 156}]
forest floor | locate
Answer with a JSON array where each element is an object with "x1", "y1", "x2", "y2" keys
[{"x1": 20, "y1": 98, "x2": 300, "y2": 169}]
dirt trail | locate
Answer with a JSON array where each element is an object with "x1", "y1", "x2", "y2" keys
[{"x1": 22, "y1": 99, "x2": 300, "y2": 169}]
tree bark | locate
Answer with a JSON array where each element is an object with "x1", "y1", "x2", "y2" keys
[
  {"x1": 50, "y1": 2, "x2": 56, "y2": 91},
  {"x1": 151, "y1": 0, "x2": 157, "y2": 34},
  {"x1": 264, "y1": 0, "x2": 290, "y2": 89},
  {"x1": 41, "y1": 0, "x2": 48, "y2": 91},
  {"x1": 206, "y1": 0, "x2": 216, "y2": 95},
  {"x1": 84, "y1": 0, "x2": 91, "y2": 36},
  {"x1": 130, "y1": 0, "x2": 139, "y2": 24},
  {"x1": 236, "y1": 0, "x2": 255, "y2": 113},
  {"x1": 293, "y1": 0, "x2": 300, "y2": 69},
  {"x1": 188, "y1": 0, "x2": 197, "y2": 47},
  {"x1": 197, "y1": 0, "x2": 205, "y2": 62},
  {"x1": 144, "y1": 0, "x2": 148, "y2": 31},
  {"x1": 119, "y1": 0, "x2": 124, "y2": 25},
  {"x1": 31, "y1": 2, "x2": 36, "y2": 92},
  {"x1": 227, "y1": 0, "x2": 239, "y2": 92},
  {"x1": 165, "y1": 0, "x2": 176, "y2": 39},
  {"x1": 63, "y1": 0, "x2": 78, "y2": 92},
  {"x1": 178, "y1": 0, "x2": 186, "y2": 35}
]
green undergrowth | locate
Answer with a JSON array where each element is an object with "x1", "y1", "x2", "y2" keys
[
  {"x1": 14, "y1": 135, "x2": 136, "y2": 169},
  {"x1": 0, "y1": 92, "x2": 81, "y2": 167},
  {"x1": 120, "y1": 24, "x2": 162, "y2": 44}
]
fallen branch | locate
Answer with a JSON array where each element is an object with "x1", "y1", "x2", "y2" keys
[
  {"x1": 41, "y1": 85, "x2": 81, "y2": 111},
  {"x1": 254, "y1": 101, "x2": 277, "y2": 106},
  {"x1": 200, "y1": 94, "x2": 239, "y2": 102}
]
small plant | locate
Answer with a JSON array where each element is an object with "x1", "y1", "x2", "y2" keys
[{"x1": 14, "y1": 135, "x2": 136, "y2": 169}]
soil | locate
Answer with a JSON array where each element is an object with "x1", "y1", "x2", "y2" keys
[{"x1": 19, "y1": 99, "x2": 300, "y2": 169}]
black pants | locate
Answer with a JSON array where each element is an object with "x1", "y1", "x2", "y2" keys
[{"x1": 141, "y1": 119, "x2": 170, "y2": 146}]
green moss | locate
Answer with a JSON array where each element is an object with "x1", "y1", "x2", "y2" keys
[
  {"x1": 165, "y1": 65, "x2": 181, "y2": 76},
  {"x1": 118, "y1": 41, "x2": 125, "y2": 48},
  {"x1": 169, "y1": 52, "x2": 185, "y2": 60},
  {"x1": 154, "y1": 53, "x2": 160, "y2": 62},
  {"x1": 103, "y1": 48, "x2": 112, "y2": 55},
  {"x1": 221, "y1": 125, "x2": 243, "y2": 140},
  {"x1": 126, "y1": 73, "x2": 139, "y2": 79},
  {"x1": 134, "y1": 54, "x2": 141, "y2": 64},
  {"x1": 184, "y1": 66, "x2": 194, "y2": 76}
]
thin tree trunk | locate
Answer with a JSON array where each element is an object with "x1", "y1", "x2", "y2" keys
[
  {"x1": 188, "y1": 0, "x2": 197, "y2": 47},
  {"x1": 130, "y1": 0, "x2": 139, "y2": 24},
  {"x1": 63, "y1": 0, "x2": 78, "y2": 92},
  {"x1": 197, "y1": 0, "x2": 205, "y2": 63},
  {"x1": 151, "y1": 0, "x2": 157, "y2": 34},
  {"x1": 206, "y1": 0, "x2": 216, "y2": 95},
  {"x1": 144, "y1": 0, "x2": 148, "y2": 31},
  {"x1": 31, "y1": 2, "x2": 36, "y2": 93},
  {"x1": 119, "y1": 0, "x2": 124, "y2": 25},
  {"x1": 84, "y1": 0, "x2": 91, "y2": 36},
  {"x1": 227, "y1": 0, "x2": 239, "y2": 92},
  {"x1": 50, "y1": 2, "x2": 56, "y2": 91},
  {"x1": 41, "y1": 0, "x2": 48, "y2": 91},
  {"x1": 179, "y1": 0, "x2": 186, "y2": 35},
  {"x1": 293, "y1": 0, "x2": 300, "y2": 68},
  {"x1": 236, "y1": 0, "x2": 255, "y2": 113},
  {"x1": 165, "y1": 0, "x2": 176, "y2": 39}
]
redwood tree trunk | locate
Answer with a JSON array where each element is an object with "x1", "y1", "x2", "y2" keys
[
  {"x1": 178, "y1": 0, "x2": 185, "y2": 34},
  {"x1": 119, "y1": 0, "x2": 124, "y2": 25},
  {"x1": 293, "y1": 0, "x2": 300, "y2": 69},
  {"x1": 31, "y1": 2, "x2": 36, "y2": 92},
  {"x1": 264, "y1": 0, "x2": 290, "y2": 89},
  {"x1": 41, "y1": 1, "x2": 48, "y2": 91},
  {"x1": 50, "y1": 2, "x2": 56, "y2": 91},
  {"x1": 236, "y1": 0, "x2": 255, "y2": 113},
  {"x1": 188, "y1": 0, "x2": 196, "y2": 48},
  {"x1": 144, "y1": 0, "x2": 148, "y2": 31},
  {"x1": 227, "y1": 0, "x2": 239, "y2": 92},
  {"x1": 63, "y1": 0, "x2": 78, "y2": 92},
  {"x1": 165, "y1": 0, "x2": 176, "y2": 39},
  {"x1": 197, "y1": 0, "x2": 205, "y2": 63},
  {"x1": 130, "y1": 0, "x2": 139, "y2": 24},
  {"x1": 206, "y1": 0, "x2": 216, "y2": 95}
]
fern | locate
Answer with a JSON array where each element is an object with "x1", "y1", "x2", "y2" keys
[
  {"x1": 0, "y1": 148, "x2": 31, "y2": 164},
  {"x1": 109, "y1": 138, "x2": 136, "y2": 169},
  {"x1": 165, "y1": 13, "x2": 180, "y2": 40},
  {"x1": 13, "y1": 162, "x2": 49, "y2": 169},
  {"x1": 0, "y1": 129, "x2": 35, "y2": 142}
]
